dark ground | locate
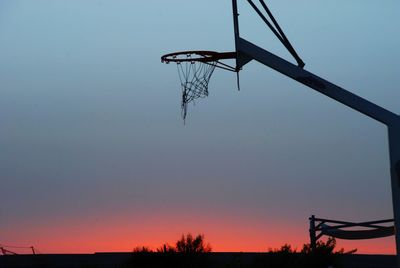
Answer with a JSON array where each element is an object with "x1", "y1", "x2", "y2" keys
[{"x1": 0, "y1": 252, "x2": 396, "y2": 268}]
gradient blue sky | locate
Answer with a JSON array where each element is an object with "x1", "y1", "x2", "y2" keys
[{"x1": 1, "y1": 0, "x2": 399, "y2": 253}]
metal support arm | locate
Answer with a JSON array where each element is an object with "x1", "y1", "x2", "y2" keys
[
  {"x1": 238, "y1": 36, "x2": 400, "y2": 264},
  {"x1": 237, "y1": 38, "x2": 399, "y2": 125}
]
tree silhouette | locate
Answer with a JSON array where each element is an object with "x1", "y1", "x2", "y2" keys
[
  {"x1": 132, "y1": 233, "x2": 211, "y2": 254},
  {"x1": 131, "y1": 234, "x2": 211, "y2": 268},
  {"x1": 130, "y1": 234, "x2": 358, "y2": 268},
  {"x1": 132, "y1": 246, "x2": 153, "y2": 253},
  {"x1": 156, "y1": 243, "x2": 176, "y2": 253},
  {"x1": 175, "y1": 233, "x2": 211, "y2": 253},
  {"x1": 300, "y1": 237, "x2": 357, "y2": 268},
  {"x1": 301, "y1": 237, "x2": 357, "y2": 255},
  {"x1": 269, "y1": 244, "x2": 295, "y2": 254}
]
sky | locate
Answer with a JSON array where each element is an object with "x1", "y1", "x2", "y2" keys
[{"x1": 1, "y1": 0, "x2": 399, "y2": 254}]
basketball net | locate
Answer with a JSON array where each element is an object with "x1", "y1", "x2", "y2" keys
[
  {"x1": 161, "y1": 51, "x2": 236, "y2": 121},
  {"x1": 176, "y1": 60, "x2": 216, "y2": 121}
]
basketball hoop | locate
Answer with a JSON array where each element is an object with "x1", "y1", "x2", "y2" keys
[{"x1": 161, "y1": 51, "x2": 236, "y2": 121}]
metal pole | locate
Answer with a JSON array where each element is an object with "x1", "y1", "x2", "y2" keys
[
  {"x1": 232, "y1": 0, "x2": 240, "y2": 72},
  {"x1": 388, "y1": 123, "x2": 400, "y2": 265},
  {"x1": 232, "y1": 0, "x2": 240, "y2": 49},
  {"x1": 309, "y1": 215, "x2": 317, "y2": 251}
]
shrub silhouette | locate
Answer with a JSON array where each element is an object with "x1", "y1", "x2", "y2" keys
[
  {"x1": 301, "y1": 237, "x2": 357, "y2": 255},
  {"x1": 131, "y1": 234, "x2": 211, "y2": 268},
  {"x1": 132, "y1": 246, "x2": 153, "y2": 253},
  {"x1": 300, "y1": 237, "x2": 357, "y2": 268},
  {"x1": 130, "y1": 234, "x2": 357, "y2": 268},
  {"x1": 132, "y1": 233, "x2": 211, "y2": 254},
  {"x1": 257, "y1": 238, "x2": 356, "y2": 268},
  {"x1": 156, "y1": 243, "x2": 176, "y2": 253},
  {"x1": 175, "y1": 233, "x2": 211, "y2": 253},
  {"x1": 269, "y1": 244, "x2": 295, "y2": 254},
  {"x1": 264, "y1": 244, "x2": 297, "y2": 268}
]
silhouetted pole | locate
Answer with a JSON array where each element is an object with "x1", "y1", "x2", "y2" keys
[
  {"x1": 309, "y1": 215, "x2": 317, "y2": 251},
  {"x1": 389, "y1": 125, "x2": 400, "y2": 260}
]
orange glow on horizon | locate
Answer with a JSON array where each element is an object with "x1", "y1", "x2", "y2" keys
[{"x1": 2, "y1": 210, "x2": 395, "y2": 255}]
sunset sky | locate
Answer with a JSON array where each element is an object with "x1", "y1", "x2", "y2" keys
[{"x1": 1, "y1": 0, "x2": 399, "y2": 254}]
